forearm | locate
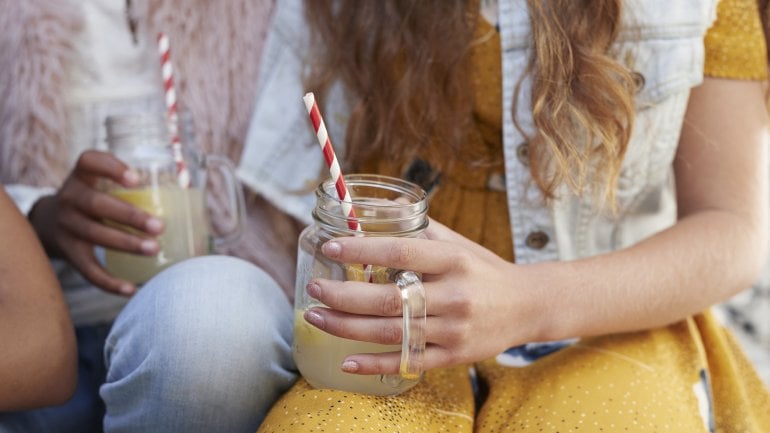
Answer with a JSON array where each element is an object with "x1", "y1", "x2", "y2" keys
[
  {"x1": 525, "y1": 78, "x2": 769, "y2": 344},
  {"x1": 529, "y1": 207, "x2": 767, "y2": 343},
  {"x1": 0, "y1": 316, "x2": 77, "y2": 410}
]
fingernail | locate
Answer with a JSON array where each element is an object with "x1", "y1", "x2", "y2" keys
[
  {"x1": 304, "y1": 310, "x2": 325, "y2": 329},
  {"x1": 119, "y1": 283, "x2": 136, "y2": 295},
  {"x1": 145, "y1": 217, "x2": 163, "y2": 233},
  {"x1": 322, "y1": 241, "x2": 341, "y2": 258},
  {"x1": 341, "y1": 360, "x2": 359, "y2": 372},
  {"x1": 123, "y1": 169, "x2": 140, "y2": 185},
  {"x1": 140, "y1": 239, "x2": 159, "y2": 254},
  {"x1": 306, "y1": 282, "x2": 321, "y2": 298}
]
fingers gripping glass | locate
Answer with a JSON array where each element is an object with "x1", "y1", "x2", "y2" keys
[{"x1": 295, "y1": 174, "x2": 429, "y2": 395}]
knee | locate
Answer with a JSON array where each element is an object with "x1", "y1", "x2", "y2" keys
[
  {"x1": 102, "y1": 256, "x2": 297, "y2": 431},
  {"x1": 146, "y1": 255, "x2": 291, "y2": 319},
  {"x1": 106, "y1": 255, "x2": 294, "y2": 375}
]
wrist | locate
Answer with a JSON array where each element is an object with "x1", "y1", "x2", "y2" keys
[
  {"x1": 28, "y1": 195, "x2": 63, "y2": 259},
  {"x1": 511, "y1": 260, "x2": 582, "y2": 344}
]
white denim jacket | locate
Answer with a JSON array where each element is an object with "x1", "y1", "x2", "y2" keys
[{"x1": 238, "y1": 0, "x2": 719, "y2": 264}]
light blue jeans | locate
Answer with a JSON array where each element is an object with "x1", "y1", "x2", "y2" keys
[{"x1": 0, "y1": 255, "x2": 297, "y2": 433}]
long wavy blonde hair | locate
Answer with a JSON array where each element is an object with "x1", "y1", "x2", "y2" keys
[{"x1": 305, "y1": 0, "x2": 640, "y2": 205}]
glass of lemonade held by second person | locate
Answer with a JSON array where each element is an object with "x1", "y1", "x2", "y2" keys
[
  {"x1": 103, "y1": 113, "x2": 244, "y2": 285},
  {"x1": 294, "y1": 174, "x2": 428, "y2": 396}
]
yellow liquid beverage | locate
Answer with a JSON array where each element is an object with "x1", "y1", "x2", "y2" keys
[
  {"x1": 105, "y1": 186, "x2": 210, "y2": 284},
  {"x1": 292, "y1": 309, "x2": 419, "y2": 395},
  {"x1": 293, "y1": 264, "x2": 419, "y2": 395}
]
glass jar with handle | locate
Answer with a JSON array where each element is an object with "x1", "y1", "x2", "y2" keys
[
  {"x1": 294, "y1": 174, "x2": 428, "y2": 395},
  {"x1": 103, "y1": 113, "x2": 244, "y2": 285}
]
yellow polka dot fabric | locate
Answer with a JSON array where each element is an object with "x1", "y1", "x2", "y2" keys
[
  {"x1": 474, "y1": 312, "x2": 770, "y2": 432},
  {"x1": 258, "y1": 311, "x2": 770, "y2": 432},
  {"x1": 704, "y1": 0, "x2": 768, "y2": 80},
  {"x1": 258, "y1": 366, "x2": 474, "y2": 432}
]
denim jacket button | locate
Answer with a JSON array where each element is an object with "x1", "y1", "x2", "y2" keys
[
  {"x1": 486, "y1": 172, "x2": 506, "y2": 192},
  {"x1": 516, "y1": 142, "x2": 530, "y2": 166},
  {"x1": 632, "y1": 71, "x2": 646, "y2": 93},
  {"x1": 404, "y1": 158, "x2": 441, "y2": 194},
  {"x1": 525, "y1": 231, "x2": 549, "y2": 249}
]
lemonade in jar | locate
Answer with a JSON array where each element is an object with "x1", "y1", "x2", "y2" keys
[
  {"x1": 293, "y1": 174, "x2": 428, "y2": 395},
  {"x1": 103, "y1": 113, "x2": 242, "y2": 285}
]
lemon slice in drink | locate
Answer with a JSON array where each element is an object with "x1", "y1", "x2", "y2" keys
[{"x1": 344, "y1": 264, "x2": 390, "y2": 283}]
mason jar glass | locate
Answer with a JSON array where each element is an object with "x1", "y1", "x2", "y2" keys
[
  {"x1": 103, "y1": 113, "x2": 243, "y2": 284},
  {"x1": 294, "y1": 174, "x2": 428, "y2": 395}
]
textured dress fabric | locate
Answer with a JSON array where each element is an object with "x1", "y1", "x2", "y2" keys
[{"x1": 253, "y1": 0, "x2": 770, "y2": 431}]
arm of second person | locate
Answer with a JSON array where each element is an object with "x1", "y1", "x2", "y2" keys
[{"x1": 0, "y1": 186, "x2": 77, "y2": 411}]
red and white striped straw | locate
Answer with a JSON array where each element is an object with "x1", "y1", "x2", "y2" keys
[
  {"x1": 303, "y1": 92, "x2": 360, "y2": 231},
  {"x1": 157, "y1": 32, "x2": 190, "y2": 188},
  {"x1": 303, "y1": 92, "x2": 372, "y2": 281}
]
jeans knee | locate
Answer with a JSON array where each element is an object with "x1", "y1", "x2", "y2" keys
[{"x1": 105, "y1": 255, "x2": 295, "y2": 386}]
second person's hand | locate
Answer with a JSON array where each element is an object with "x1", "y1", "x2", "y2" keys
[{"x1": 29, "y1": 150, "x2": 164, "y2": 295}]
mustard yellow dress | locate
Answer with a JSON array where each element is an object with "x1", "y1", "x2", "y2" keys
[{"x1": 258, "y1": 0, "x2": 770, "y2": 431}]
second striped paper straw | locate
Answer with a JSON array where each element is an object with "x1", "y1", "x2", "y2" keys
[{"x1": 157, "y1": 32, "x2": 191, "y2": 188}]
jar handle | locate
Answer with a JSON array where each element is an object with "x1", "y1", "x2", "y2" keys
[
  {"x1": 205, "y1": 154, "x2": 246, "y2": 247},
  {"x1": 394, "y1": 270, "x2": 426, "y2": 380}
]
